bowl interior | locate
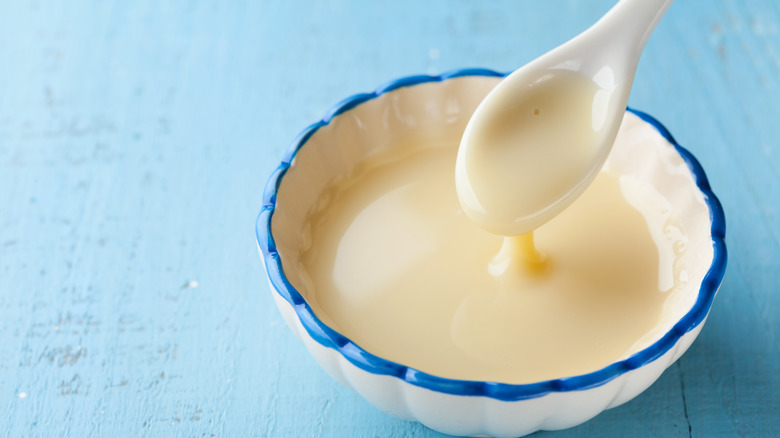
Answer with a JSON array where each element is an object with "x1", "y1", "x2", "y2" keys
[{"x1": 267, "y1": 74, "x2": 718, "y2": 387}]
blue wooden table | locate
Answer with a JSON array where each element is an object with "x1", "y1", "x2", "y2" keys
[{"x1": 1, "y1": 1, "x2": 778, "y2": 436}]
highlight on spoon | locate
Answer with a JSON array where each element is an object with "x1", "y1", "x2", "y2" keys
[{"x1": 455, "y1": 0, "x2": 674, "y2": 236}]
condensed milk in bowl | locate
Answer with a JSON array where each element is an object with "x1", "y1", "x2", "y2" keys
[{"x1": 256, "y1": 69, "x2": 726, "y2": 437}]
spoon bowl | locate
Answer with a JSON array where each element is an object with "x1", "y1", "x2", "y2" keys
[{"x1": 456, "y1": 0, "x2": 674, "y2": 236}]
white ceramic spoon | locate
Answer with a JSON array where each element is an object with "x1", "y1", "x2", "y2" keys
[{"x1": 455, "y1": 0, "x2": 674, "y2": 236}]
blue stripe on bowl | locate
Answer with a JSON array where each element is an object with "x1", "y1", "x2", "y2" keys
[{"x1": 255, "y1": 68, "x2": 728, "y2": 402}]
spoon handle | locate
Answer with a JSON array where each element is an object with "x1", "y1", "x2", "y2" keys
[{"x1": 587, "y1": 0, "x2": 675, "y2": 76}]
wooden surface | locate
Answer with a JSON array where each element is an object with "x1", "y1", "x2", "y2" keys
[{"x1": 1, "y1": 1, "x2": 778, "y2": 436}]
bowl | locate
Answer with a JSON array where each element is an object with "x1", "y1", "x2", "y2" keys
[{"x1": 255, "y1": 69, "x2": 727, "y2": 437}]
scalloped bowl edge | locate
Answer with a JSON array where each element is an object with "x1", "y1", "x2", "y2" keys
[{"x1": 255, "y1": 68, "x2": 727, "y2": 437}]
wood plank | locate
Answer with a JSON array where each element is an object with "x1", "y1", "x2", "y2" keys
[{"x1": 1, "y1": 0, "x2": 777, "y2": 436}]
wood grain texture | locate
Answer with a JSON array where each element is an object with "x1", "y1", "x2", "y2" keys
[{"x1": 0, "y1": 0, "x2": 777, "y2": 436}]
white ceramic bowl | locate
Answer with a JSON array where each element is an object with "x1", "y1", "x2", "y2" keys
[{"x1": 256, "y1": 69, "x2": 727, "y2": 437}]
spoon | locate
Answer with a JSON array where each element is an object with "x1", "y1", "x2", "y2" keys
[{"x1": 455, "y1": 0, "x2": 674, "y2": 236}]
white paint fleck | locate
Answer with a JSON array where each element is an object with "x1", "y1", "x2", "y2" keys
[
  {"x1": 54, "y1": 326, "x2": 60, "y2": 331},
  {"x1": 428, "y1": 48, "x2": 440, "y2": 60},
  {"x1": 183, "y1": 280, "x2": 199, "y2": 289},
  {"x1": 18, "y1": 392, "x2": 27, "y2": 399}
]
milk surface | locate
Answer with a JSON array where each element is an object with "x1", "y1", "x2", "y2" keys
[{"x1": 296, "y1": 129, "x2": 686, "y2": 383}]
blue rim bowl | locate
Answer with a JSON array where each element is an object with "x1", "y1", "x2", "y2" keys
[{"x1": 255, "y1": 67, "x2": 727, "y2": 402}]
